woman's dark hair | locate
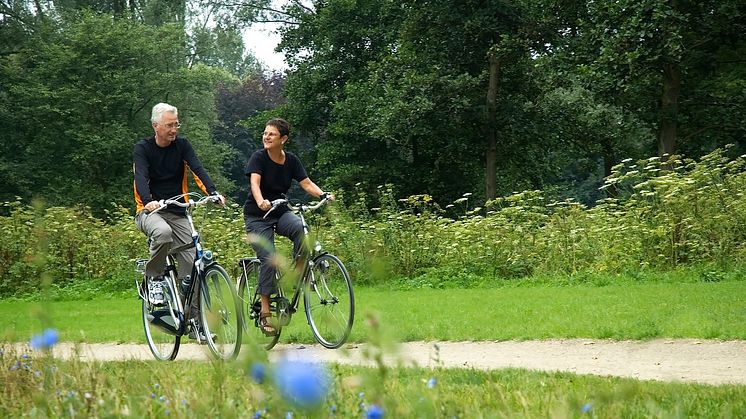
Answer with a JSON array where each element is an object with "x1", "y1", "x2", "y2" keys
[{"x1": 266, "y1": 118, "x2": 290, "y2": 137}]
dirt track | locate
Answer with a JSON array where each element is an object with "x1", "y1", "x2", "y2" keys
[{"x1": 35, "y1": 339, "x2": 746, "y2": 386}]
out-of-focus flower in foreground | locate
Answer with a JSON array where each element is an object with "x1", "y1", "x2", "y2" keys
[
  {"x1": 366, "y1": 404, "x2": 384, "y2": 419},
  {"x1": 30, "y1": 329, "x2": 59, "y2": 350},
  {"x1": 250, "y1": 362, "x2": 266, "y2": 384},
  {"x1": 272, "y1": 359, "x2": 331, "y2": 409}
]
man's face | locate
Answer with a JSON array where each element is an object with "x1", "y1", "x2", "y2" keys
[{"x1": 153, "y1": 112, "x2": 179, "y2": 143}]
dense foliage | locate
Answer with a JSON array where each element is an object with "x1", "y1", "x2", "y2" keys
[
  {"x1": 0, "y1": 0, "x2": 274, "y2": 213},
  {"x1": 2, "y1": 0, "x2": 744, "y2": 214},
  {"x1": 276, "y1": 0, "x2": 746, "y2": 204},
  {"x1": 1, "y1": 148, "x2": 745, "y2": 297}
]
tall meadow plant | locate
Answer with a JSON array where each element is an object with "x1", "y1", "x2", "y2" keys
[{"x1": 2, "y1": 147, "x2": 746, "y2": 296}]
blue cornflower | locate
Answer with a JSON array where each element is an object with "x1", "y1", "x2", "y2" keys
[
  {"x1": 250, "y1": 362, "x2": 266, "y2": 384},
  {"x1": 366, "y1": 404, "x2": 384, "y2": 419},
  {"x1": 30, "y1": 329, "x2": 59, "y2": 350},
  {"x1": 427, "y1": 377, "x2": 437, "y2": 388},
  {"x1": 272, "y1": 359, "x2": 331, "y2": 409},
  {"x1": 582, "y1": 403, "x2": 593, "y2": 413},
  {"x1": 149, "y1": 393, "x2": 156, "y2": 399}
]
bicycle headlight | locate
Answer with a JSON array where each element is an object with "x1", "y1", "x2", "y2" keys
[{"x1": 204, "y1": 250, "x2": 213, "y2": 261}]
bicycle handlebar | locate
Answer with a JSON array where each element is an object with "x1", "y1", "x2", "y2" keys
[
  {"x1": 263, "y1": 196, "x2": 330, "y2": 219},
  {"x1": 147, "y1": 192, "x2": 223, "y2": 215}
]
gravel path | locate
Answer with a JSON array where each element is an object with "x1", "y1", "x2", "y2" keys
[{"x1": 35, "y1": 339, "x2": 746, "y2": 386}]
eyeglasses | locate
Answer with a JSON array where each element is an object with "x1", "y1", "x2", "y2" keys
[{"x1": 161, "y1": 122, "x2": 181, "y2": 129}]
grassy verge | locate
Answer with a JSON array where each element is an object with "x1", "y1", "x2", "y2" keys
[
  {"x1": 3, "y1": 280, "x2": 745, "y2": 343},
  {"x1": 3, "y1": 279, "x2": 745, "y2": 417},
  {"x1": 2, "y1": 347, "x2": 745, "y2": 418}
]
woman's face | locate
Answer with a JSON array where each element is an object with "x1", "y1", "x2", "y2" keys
[{"x1": 262, "y1": 125, "x2": 286, "y2": 151}]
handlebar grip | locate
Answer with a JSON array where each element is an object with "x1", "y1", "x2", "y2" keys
[{"x1": 146, "y1": 200, "x2": 167, "y2": 215}]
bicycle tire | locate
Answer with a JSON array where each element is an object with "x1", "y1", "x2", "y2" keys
[
  {"x1": 304, "y1": 253, "x2": 354, "y2": 349},
  {"x1": 238, "y1": 260, "x2": 281, "y2": 350},
  {"x1": 142, "y1": 275, "x2": 181, "y2": 360},
  {"x1": 200, "y1": 264, "x2": 242, "y2": 360}
]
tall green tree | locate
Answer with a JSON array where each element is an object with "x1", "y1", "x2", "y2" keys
[
  {"x1": 557, "y1": 0, "x2": 746, "y2": 158},
  {"x1": 0, "y1": 12, "x2": 234, "y2": 213},
  {"x1": 275, "y1": 0, "x2": 552, "y2": 204}
]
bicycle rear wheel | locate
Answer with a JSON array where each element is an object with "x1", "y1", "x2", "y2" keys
[
  {"x1": 141, "y1": 276, "x2": 181, "y2": 360},
  {"x1": 304, "y1": 253, "x2": 354, "y2": 349},
  {"x1": 238, "y1": 260, "x2": 281, "y2": 350},
  {"x1": 200, "y1": 264, "x2": 242, "y2": 360}
]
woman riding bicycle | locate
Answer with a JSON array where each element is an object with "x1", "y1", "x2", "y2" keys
[{"x1": 243, "y1": 118, "x2": 333, "y2": 335}]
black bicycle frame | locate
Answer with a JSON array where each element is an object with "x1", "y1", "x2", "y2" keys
[{"x1": 151, "y1": 208, "x2": 211, "y2": 336}]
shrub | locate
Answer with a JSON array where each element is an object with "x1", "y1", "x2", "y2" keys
[{"x1": 3, "y1": 147, "x2": 746, "y2": 297}]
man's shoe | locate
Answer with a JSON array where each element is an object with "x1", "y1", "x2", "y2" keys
[{"x1": 147, "y1": 277, "x2": 166, "y2": 305}]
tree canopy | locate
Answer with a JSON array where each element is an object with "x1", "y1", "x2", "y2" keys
[{"x1": 1, "y1": 0, "x2": 744, "y2": 213}]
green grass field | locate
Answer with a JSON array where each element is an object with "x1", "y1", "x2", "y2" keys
[
  {"x1": 3, "y1": 280, "x2": 746, "y2": 343},
  {"x1": 2, "y1": 279, "x2": 746, "y2": 417}
]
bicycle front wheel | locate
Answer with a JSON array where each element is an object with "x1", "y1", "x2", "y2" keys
[
  {"x1": 200, "y1": 265, "x2": 242, "y2": 360},
  {"x1": 304, "y1": 253, "x2": 354, "y2": 349}
]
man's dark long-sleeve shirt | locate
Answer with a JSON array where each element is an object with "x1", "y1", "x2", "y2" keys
[{"x1": 133, "y1": 136, "x2": 216, "y2": 214}]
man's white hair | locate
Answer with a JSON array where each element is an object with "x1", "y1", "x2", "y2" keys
[{"x1": 151, "y1": 103, "x2": 178, "y2": 124}]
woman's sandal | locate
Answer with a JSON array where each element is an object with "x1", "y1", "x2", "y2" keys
[{"x1": 259, "y1": 312, "x2": 276, "y2": 336}]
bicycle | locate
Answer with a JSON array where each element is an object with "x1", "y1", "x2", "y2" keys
[
  {"x1": 237, "y1": 196, "x2": 354, "y2": 350},
  {"x1": 135, "y1": 192, "x2": 242, "y2": 360}
]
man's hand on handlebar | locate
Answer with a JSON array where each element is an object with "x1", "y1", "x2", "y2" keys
[
  {"x1": 210, "y1": 192, "x2": 226, "y2": 207},
  {"x1": 144, "y1": 200, "x2": 162, "y2": 213}
]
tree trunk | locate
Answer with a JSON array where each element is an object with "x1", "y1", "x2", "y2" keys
[
  {"x1": 485, "y1": 52, "x2": 500, "y2": 201},
  {"x1": 658, "y1": 63, "x2": 680, "y2": 158}
]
